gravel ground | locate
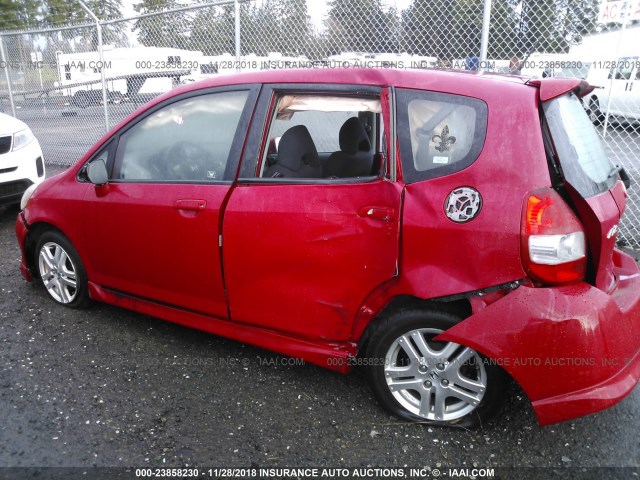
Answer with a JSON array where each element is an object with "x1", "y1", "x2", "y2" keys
[{"x1": 0, "y1": 168, "x2": 639, "y2": 480}]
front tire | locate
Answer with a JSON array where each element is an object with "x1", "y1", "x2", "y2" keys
[
  {"x1": 366, "y1": 308, "x2": 507, "y2": 427},
  {"x1": 35, "y1": 230, "x2": 90, "y2": 308}
]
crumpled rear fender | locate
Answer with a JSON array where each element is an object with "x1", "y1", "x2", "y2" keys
[{"x1": 436, "y1": 269, "x2": 640, "y2": 425}]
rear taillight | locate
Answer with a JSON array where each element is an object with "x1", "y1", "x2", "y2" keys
[{"x1": 521, "y1": 188, "x2": 586, "y2": 285}]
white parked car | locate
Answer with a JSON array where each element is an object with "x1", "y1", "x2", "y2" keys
[
  {"x1": 0, "y1": 112, "x2": 45, "y2": 206},
  {"x1": 584, "y1": 55, "x2": 640, "y2": 125}
]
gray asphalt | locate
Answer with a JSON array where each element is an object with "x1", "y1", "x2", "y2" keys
[{"x1": 0, "y1": 168, "x2": 639, "y2": 479}]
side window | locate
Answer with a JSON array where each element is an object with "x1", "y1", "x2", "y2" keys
[
  {"x1": 396, "y1": 89, "x2": 487, "y2": 183},
  {"x1": 113, "y1": 90, "x2": 249, "y2": 182},
  {"x1": 258, "y1": 94, "x2": 383, "y2": 180}
]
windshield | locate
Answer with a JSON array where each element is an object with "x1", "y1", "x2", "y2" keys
[{"x1": 543, "y1": 93, "x2": 616, "y2": 198}]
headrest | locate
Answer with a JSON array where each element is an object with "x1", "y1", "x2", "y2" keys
[
  {"x1": 277, "y1": 125, "x2": 320, "y2": 170},
  {"x1": 339, "y1": 117, "x2": 371, "y2": 154}
]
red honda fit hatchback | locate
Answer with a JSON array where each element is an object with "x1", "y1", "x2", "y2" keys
[{"x1": 15, "y1": 68, "x2": 640, "y2": 427}]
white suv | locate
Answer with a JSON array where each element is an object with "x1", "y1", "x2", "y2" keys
[{"x1": 0, "y1": 112, "x2": 45, "y2": 206}]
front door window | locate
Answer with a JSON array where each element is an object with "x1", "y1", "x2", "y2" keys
[{"x1": 113, "y1": 90, "x2": 249, "y2": 182}]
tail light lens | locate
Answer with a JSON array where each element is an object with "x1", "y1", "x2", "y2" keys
[{"x1": 521, "y1": 188, "x2": 586, "y2": 285}]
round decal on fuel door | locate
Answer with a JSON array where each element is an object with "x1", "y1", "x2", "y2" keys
[{"x1": 444, "y1": 187, "x2": 483, "y2": 223}]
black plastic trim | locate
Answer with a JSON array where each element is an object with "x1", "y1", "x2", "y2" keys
[
  {"x1": 431, "y1": 279, "x2": 525, "y2": 303},
  {"x1": 238, "y1": 175, "x2": 379, "y2": 186}
]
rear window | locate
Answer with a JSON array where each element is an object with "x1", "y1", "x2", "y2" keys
[
  {"x1": 396, "y1": 89, "x2": 487, "y2": 183},
  {"x1": 543, "y1": 93, "x2": 615, "y2": 197}
]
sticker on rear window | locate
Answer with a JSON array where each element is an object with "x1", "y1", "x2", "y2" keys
[
  {"x1": 433, "y1": 156, "x2": 449, "y2": 164},
  {"x1": 432, "y1": 125, "x2": 456, "y2": 152},
  {"x1": 445, "y1": 187, "x2": 483, "y2": 223}
]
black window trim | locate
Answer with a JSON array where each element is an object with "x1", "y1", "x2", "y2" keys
[
  {"x1": 238, "y1": 83, "x2": 383, "y2": 184},
  {"x1": 396, "y1": 88, "x2": 488, "y2": 184},
  {"x1": 239, "y1": 175, "x2": 380, "y2": 186},
  {"x1": 77, "y1": 139, "x2": 116, "y2": 183},
  {"x1": 93, "y1": 84, "x2": 261, "y2": 185}
]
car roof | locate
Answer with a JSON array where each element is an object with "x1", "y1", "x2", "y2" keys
[
  {"x1": 186, "y1": 68, "x2": 588, "y2": 104},
  {"x1": 172, "y1": 67, "x2": 531, "y2": 95}
]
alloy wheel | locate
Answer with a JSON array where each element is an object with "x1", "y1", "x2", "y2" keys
[
  {"x1": 384, "y1": 328, "x2": 487, "y2": 421},
  {"x1": 38, "y1": 241, "x2": 78, "y2": 304}
]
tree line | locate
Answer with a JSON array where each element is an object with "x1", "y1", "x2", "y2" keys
[
  {"x1": 133, "y1": 0, "x2": 606, "y2": 60},
  {"x1": 0, "y1": 0, "x2": 621, "y2": 63}
]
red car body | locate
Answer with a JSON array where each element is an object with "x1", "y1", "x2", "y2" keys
[{"x1": 15, "y1": 69, "x2": 640, "y2": 426}]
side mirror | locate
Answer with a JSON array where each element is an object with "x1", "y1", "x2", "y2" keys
[{"x1": 87, "y1": 159, "x2": 109, "y2": 186}]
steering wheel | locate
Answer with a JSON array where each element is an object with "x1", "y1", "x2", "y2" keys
[{"x1": 165, "y1": 141, "x2": 209, "y2": 180}]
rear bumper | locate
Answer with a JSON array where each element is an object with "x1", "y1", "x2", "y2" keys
[
  {"x1": 532, "y1": 343, "x2": 640, "y2": 425},
  {"x1": 438, "y1": 248, "x2": 640, "y2": 425}
]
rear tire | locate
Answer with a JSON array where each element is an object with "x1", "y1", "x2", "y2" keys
[
  {"x1": 366, "y1": 307, "x2": 508, "y2": 428},
  {"x1": 35, "y1": 230, "x2": 90, "y2": 309},
  {"x1": 589, "y1": 97, "x2": 604, "y2": 126}
]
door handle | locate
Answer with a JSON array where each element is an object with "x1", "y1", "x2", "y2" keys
[
  {"x1": 175, "y1": 199, "x2": 207, "y2": 211},
  {"x1": 358, "y1": 206, "x2": 395, "y2": 222}
]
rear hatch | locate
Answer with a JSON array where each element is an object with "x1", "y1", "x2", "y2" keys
[{"x1": 540, "y1": 81, "x2": 627, "y2": 292}]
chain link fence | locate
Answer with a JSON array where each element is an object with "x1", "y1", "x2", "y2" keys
[{"x1": 1, "y1": 0, "x2": 638, "y2": 247}]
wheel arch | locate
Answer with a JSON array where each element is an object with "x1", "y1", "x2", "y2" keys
[
  {"x1": 356, "y1": 293, "x2": 523, "y2": 397},
  {"x1": 24, "y1": 222, "x2": 72, "y2": 279},
  {"x1": 361, "y1": 299, "x2": 515, "y2": 426},
  {"x1": 357, "y1": 295, "x2": 472, "y2": 357}
]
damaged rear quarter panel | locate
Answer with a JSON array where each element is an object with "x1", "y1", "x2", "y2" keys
[
  {"x1": 396, "y1": 84, "x2": 550, "y2": 299},
  {"x1": 436, "y1": 281, "x2": 640, "y2": 406}
]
